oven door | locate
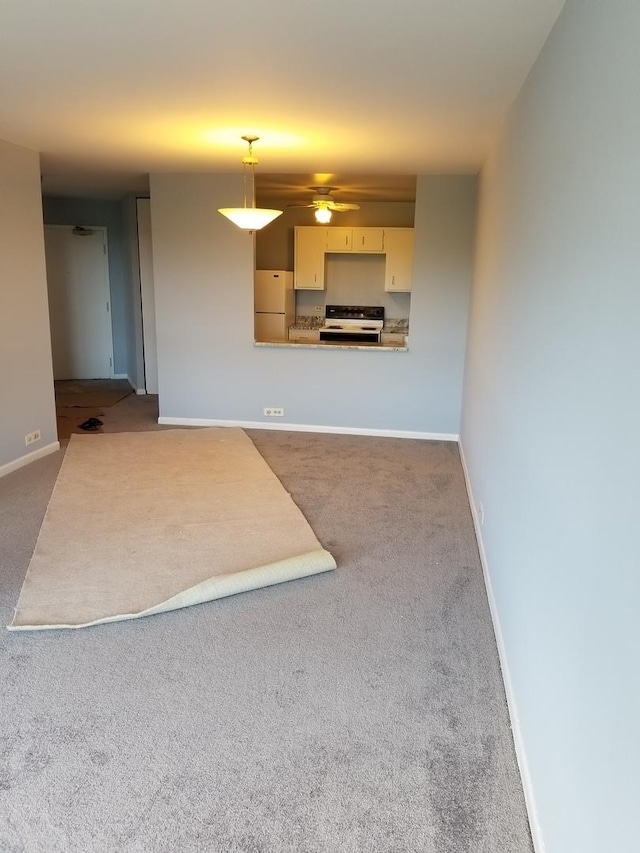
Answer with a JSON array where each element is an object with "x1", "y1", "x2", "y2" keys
[{"x1": 319, "y1": 329, "x2": 381, "y2": 343}]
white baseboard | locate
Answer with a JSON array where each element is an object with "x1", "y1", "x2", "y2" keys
[
  {"x1": 113, "y1": 374, "x2": 147, "y2": 395},
  {"x1": 458, "y1": 441, "x2": 545, "y2": 853},
  {"x1": 0, "y1": 441, "x2": 61, "y2": 480},
  {"x1": 157, "y1": 416, "x2": 458, "y2": 442}
]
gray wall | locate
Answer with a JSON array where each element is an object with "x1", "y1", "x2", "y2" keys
[
  {"x1": 42, "y1": 196, "x2": 135, "y2": 378},
  {"x1": 461, "y1": 1, "x2": 640, "y2": 851},
  {"x1": 0, "y1": 139, "x2": 57, "y2": 470},
  {"x1": 150, "y1": 174, "x2": 476, "y2": 437}
]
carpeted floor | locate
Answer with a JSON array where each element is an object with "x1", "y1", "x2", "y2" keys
[{"x1": 0, "y1": 394, "x2": 533, "y2": 852}]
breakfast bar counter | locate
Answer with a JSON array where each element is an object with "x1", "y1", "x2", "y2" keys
[{"x1": 254, "y1": 339, "x2": 408, "y2": 352}]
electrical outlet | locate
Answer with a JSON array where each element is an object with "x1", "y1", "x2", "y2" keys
[
  {"x1": 25, "y1": 430, "x2": 41, "y2": 446},
  {"x1": 263, "y1": 407, "x2": 284, "y2": 417},
  {"x1": 314, "y1": 305, "x2": 323, "y2": 312}
]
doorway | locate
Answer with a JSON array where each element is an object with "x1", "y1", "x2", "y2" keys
[{"x1": 44, "y1": 224, "x2": 114, "y2": 380}]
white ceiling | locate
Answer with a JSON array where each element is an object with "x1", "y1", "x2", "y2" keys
[{"x1": 0, "y1": 0, "x2": 566, "y2": 201}]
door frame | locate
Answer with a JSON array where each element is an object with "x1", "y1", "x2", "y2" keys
[{"x1": 136, "y1": 198, "x2": 158, "y2": 394}]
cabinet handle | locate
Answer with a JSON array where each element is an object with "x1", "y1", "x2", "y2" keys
[
  {"x1": 345, "y1": 236, "x2": 348, "y2": 246},
  {"x1": 361, "y1": 235, "x2": 365, "y2": 246}
]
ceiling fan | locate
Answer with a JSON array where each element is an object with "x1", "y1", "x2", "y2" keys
[{"x1": 289, "y1": 187, "x2": 360, "y2": 223}]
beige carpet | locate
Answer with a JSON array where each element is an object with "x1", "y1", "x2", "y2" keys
[{"x1": 9, "y1": 428, "x2": 336, "y2": 631}]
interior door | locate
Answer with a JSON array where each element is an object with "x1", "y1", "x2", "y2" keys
[{"x1": 44, "y1": 225, "x2": 114, "y2": 380}]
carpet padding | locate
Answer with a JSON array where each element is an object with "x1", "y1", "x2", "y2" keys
[
  {"x1": 9, "y1": 428, "x2": 335, "y2": 630},
  {"x1": 54, "y1": 378, "x2": 132, "y2": 409}
]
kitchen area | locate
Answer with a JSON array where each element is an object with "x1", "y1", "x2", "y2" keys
[{"x1": 254, "y1": 225, "x2": 413, "y2": 351}]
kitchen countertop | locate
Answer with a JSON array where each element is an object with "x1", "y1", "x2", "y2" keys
[
  {"x1": 255, "y1": 340, "x2": 408, "y2": 352},
  {"x1": 288, "y1": 322, "x2": 409, "y2": 334}
]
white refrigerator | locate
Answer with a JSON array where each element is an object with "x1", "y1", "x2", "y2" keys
[{"x1": 254, "y1": 270, "x2": 295, "y2": 341}]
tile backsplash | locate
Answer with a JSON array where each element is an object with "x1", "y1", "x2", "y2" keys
[{"x1": 294, "y1": 315, "x2": 409, "y2": 331}]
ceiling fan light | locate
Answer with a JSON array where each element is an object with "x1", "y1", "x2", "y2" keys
[{"x1": 315, "y1": 206, "x2": 332, "y2": 224}]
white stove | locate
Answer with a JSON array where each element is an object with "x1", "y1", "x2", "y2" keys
[{"x1": 320, "y1": 305, "x2": 384, "y2": 343}]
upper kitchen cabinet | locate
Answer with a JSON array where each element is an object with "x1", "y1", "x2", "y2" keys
[
  {"x1": 294, "y1": 227, "x2": 326, "y2": 289},
  {"x1": 325, "y1": 227, "x2": 385, "y2": 253},
  {"x1": 325, "y1": 227, "x2": 352, "y2": 252},
  {"x1": 353, "y1": 228, "x2": 384, "y2": 252},
  {"x1": 294, "y1": 225, "x2": 414, "y2": 290},
  {"x1": 384, "y1": 228, "x2": 414, "y2": 292}
]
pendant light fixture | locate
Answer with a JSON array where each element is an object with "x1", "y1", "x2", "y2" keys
[{"x1": 218, "y1": 135, "x2": 283, "y2": 232}]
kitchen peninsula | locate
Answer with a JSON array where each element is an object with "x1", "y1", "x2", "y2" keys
[{"x1": 255, "y1": 338, "x2": 408, "y2": 352}]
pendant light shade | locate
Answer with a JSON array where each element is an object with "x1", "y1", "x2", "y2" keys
[
  {"x1": 218, "y1": 136, "x2": 283, "y2": 232},
  {"x1": 218, "y1": 207, "x2": 282, "y2": 230}
]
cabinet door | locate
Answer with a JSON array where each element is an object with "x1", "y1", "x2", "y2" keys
[
  {"x1": 381, "y1": 332, "x2": 406, "y2": 346},
  {"x1": 325, "y1": 228, "x2": 352, "y2": 252},
  {"x1": 353, "y1": 228, "x2": 384, "y2": 252},
  {"x1": 384, "y1": 229, "x2": 414, "y2": 292},
  {"x1": 288, "y1": 328, "x2": 320, "y2": 342},
  {"x1": 294, "y1": 227, "x2": 326, "y2": 289}
]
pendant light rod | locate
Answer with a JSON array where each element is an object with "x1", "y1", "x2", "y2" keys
[
  {"x1": 241, "y1": 134, "x2": 258, "y2": 208},
  {"x1": 219, "y1": 136, "x2": 282, "y2": 232}
]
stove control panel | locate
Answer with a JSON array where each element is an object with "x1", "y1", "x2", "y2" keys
[{"x1": 325, "y1": 305, "x2": 385, "y2": 323}]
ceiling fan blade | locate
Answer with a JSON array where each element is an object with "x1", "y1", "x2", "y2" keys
[
  {"x1": 287, "y1": 202, "x2": 316, "y2": 208},
  {"x1": 328, "y1": 202, "x2": 360, "y2": 211}
]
